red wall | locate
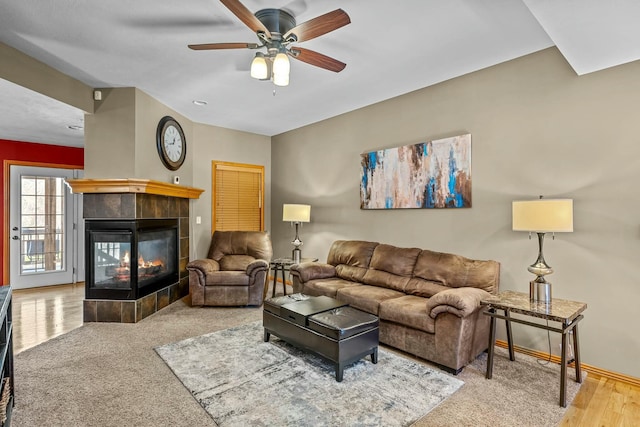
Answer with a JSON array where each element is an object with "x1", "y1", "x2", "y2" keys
[{"x1": 1, "y1": 139, "x2": 84, "y2": 284}]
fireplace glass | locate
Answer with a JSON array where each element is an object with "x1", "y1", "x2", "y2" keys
[{"x1": 86, "y1": 219, "x2": 178, "y2": 300}]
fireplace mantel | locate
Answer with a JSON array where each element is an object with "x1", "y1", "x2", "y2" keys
[{"x1": 67, "y1": 178, "x2": 203, "y2": 199}]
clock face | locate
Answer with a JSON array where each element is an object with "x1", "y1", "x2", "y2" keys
[
  {"x1": 156, "y1": 116, "x2": 186, "y2": 171},
  {"x1": 163, "y1": 125, "x2": 183, "y2": 162}
]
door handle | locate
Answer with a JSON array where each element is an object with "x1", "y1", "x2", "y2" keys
[
  {"x1": 12, "y1": 227, "x2": 18, "y2": 231},
  {"x1": 12, "y1": 236, "x2": 19, "y2": 240}
]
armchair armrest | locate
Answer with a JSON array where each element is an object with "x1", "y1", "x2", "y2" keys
[
  {"x1": 290, "y1": 262, "x2": 337, "y2": 283},
  {"x1": 426, "y1": 287, "x2": 493, "y2": 319},
  {"x1": 246, "y1": 259, "x2": 269, "y2": 276},
  {"x1": 186, "y1": 258, "x2": 220, "y2": 276}
]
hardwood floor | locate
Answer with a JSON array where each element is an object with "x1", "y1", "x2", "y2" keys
[
  {"x1": 12, "y1": 283, "x2": 84, "y2": 354},
  {"x1": 10, "y1": 284, "x2": 640, "y2": 426}
]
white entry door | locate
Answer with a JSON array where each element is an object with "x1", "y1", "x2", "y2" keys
[{"x1": 9, "y1": 165, "x2": 84, "y2": 289}]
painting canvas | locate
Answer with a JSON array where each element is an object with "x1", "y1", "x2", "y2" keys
[{"x1": 360, "y1": 134, "x2": 471, "y2": 209}]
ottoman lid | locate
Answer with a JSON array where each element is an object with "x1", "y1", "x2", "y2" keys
[{"x1": 308, "y1": 306, "x2": 379, "y2": 340}]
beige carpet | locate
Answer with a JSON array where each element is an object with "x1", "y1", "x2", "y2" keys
[{"x1": 12, "y1": 297, "x2": 583, "y2": 426}]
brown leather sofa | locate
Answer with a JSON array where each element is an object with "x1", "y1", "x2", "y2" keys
[
  {"x1": 290, "y1": 240, "x2": 500, "y2": 373},
  {"x1": 187, "y1": 231, "x2": 273, "y2": 307}
]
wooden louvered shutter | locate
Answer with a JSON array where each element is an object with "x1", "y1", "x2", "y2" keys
[{"x1": 213, "y1": 161, "x2": 264, "y2": 231}]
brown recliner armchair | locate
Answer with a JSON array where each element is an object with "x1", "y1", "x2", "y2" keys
[{"x1": 187, "y1": 231, "x2": 273, "y2": 306}]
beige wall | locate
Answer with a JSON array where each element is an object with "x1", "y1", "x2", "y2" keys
[
  {"x1": 84, "y1": 87, "x2": 272, "y2": 261},
  {"x1": 85, "y1": 88, "x2": 194, "y2": 183},
  {"x1": 271, "y1": 47, "x2": 640, "y2": 378},
  {"x1": 0, "y1": 42, "x2": 93, "y2": 113},
  {"x1": 190, "y1": 124, "x2": 272, "y2": 259}
]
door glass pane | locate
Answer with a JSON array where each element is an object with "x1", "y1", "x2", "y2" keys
[{"x1": 19, "y1": 175, "x2": 66, "y2": 274}]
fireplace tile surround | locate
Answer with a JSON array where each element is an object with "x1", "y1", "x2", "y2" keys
[{"x1": 68, "y1": 179, "x2": 203, "y2": 323}]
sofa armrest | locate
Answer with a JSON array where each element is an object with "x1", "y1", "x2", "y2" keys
[
  {"x1": 246, "y1": 259, "x2": 269, "y2": 276},
  {"x1": 290, "y1": 262, "x2": 336, "y2": 283},
  {"x1": 186, "y1": 258, "x2": 220, "y2": 276},
  {"x1": 426, "y1": 287, "x2": 493, "y2": 319}
]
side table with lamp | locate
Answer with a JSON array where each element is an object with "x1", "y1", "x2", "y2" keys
[
  {"x1": 483, "y1": 196, "x2": 587, "y2": 407},
  {"x1": 270, "y1": 203, "x2": 316, "y2": 297}
]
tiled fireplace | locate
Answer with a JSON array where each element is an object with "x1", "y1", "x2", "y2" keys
[{"x1": 67, "y1": 179, "x2": 203, "y2": 323}]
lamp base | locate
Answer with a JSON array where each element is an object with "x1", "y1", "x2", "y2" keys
[
  {"x1": 530, "y1": 279, "x2": 552, "y2": 304},
  {"x1": 292, "y1": 248, "x2": 301, "y2": 264}
]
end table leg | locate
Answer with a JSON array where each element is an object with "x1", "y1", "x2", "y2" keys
[
  {"x1": 572, "y1": 323, "x2": 582, "y2": 383},
  {"x1": 264, "y1": 330, "x2": 270, "y2": 342},
  {"x1": 280, "y1": 267, "x2": 287, "y2": 296},
  {"x1": 505, "y1": 309, "x2": 515, "y2": 361},
  {"x1": 271, "y1": 266, "x2": 278, "y2": 297},
  {"x1": 560, "y1": 328, "x2": 568, "y2": 407},
  {"x1": 371, "y1": 347, "x2": 378, "y2": 364},
  {"x1": 336, "y1": 364, "x2": 344, "y2": 382},
  {"x1": 486, "y1": 309, "x2": 496, "y2": 379}
]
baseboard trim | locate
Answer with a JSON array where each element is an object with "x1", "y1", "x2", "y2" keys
[{"x1": 495, "y1": 339, "x2": 640, "y2": 387}]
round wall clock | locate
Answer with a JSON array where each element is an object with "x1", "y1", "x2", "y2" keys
[{"x1": 156, "y1": 116, "x2": 186, "y2": 171}]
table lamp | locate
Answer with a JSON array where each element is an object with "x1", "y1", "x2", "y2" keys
[
  {"x1": 282, "y1": 204, "x2": 311, "y2": 263},
  {"x1": 512, "y1": 197, "x2": 573, "y2": 304}
]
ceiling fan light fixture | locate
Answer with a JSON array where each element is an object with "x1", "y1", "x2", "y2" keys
[
  {"x1": 250, "y1": 53, "x2": 270, "y2": 80},
  {"x1": 272, "y1": 71, "x2": 289, "y2": 87},
  {"x1": 273, "y1": 51, "x2": 290, "y2": 76}
]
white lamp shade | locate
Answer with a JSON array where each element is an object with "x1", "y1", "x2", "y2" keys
[
  {"x1": 512, "y1": 199, "x2": 573, "y2": 232},
  {"x1": 283, "y1": 204, "x2": 310, "y2": 222},
  {"x1": 250, "y1": 54, "x2": 269, "y2": 80}
]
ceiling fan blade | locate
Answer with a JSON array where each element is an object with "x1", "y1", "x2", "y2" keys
[
  {"x1": 283, "y1": 9, "x2": 350, "y2": 43},
  {"x1": 220, "y1": 0, "x2": 272, "y2": 38},
  {"x1": 290, "y1": 47, "x2": 346, "y2": 73},
  {"x1": 188, "y1": 42, "x2": 258, "y2": 50}
]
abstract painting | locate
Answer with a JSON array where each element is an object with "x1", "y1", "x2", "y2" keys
[{"x1": 360, "y1": 134, "x2": 471, "y2": 209}]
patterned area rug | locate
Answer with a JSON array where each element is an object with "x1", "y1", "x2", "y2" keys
[{"x1": 155, "y1": 321, "x2": 463, "y2": 427}]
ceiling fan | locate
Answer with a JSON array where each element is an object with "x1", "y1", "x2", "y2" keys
[{"x1": 188, "y1": 0, "x2": 351, "y2": 86}]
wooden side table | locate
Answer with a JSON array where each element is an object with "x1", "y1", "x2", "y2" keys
[
  {"x1": 482, "y1": 290, "x2": 587, "y2": 407},
  {"x1": 270, "y1": 257, "x2": 318, "y2": 297}
]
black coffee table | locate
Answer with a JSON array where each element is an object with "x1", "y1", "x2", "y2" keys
[{"x1": 263, "y1": 294, "x2": 379, "y2": 381}]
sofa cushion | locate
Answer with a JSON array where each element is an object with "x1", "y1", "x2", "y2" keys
[
  {"x1": 379, "y1": 295, "x2": 435, "y2": 334},
  {"x1": 369, "y1": 244, "x2": 421, "y2": 277},
  {"x1": 302, "y1": 278, "x2": 361, "y2": 298},
  {"x1": 219, "y1": 255, "x2": 255, "y2": 271},
  {"x1": 335, "y1": 265, "x2": 369, "y2": 282},
  {"x1": 204, "y1": 271, "x2": 250, "y2": 286},
  {"x1": 413, "y1": 249, "x2": 500, "y2": 293},
  {"x1": 361, "y1": 269, "x2": 410, "y2": 292},
  {"x1": 404, "y1": 278, "x2": 450, "y2": 298},
  {"x1": 336, "y1": 285, "x2": 405, "y2": 315},
  {"x1": 327, "y1": 240, "x2": 379, "y2": 268}
]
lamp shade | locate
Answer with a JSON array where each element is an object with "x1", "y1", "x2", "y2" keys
[
  {"x1": 283, "y1": 204, "x2": 310, "y2": 222},
  {"x1": 512, "y1": 199, "x2": 573, "y2": 232}
]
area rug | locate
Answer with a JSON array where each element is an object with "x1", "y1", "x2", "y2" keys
[{"x1": 155, "y1": 321, "x2": 463, "y2": 427}]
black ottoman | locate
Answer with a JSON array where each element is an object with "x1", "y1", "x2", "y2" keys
[{"x1": 263, "y1": 295, "x2": 379, "y2": 381}]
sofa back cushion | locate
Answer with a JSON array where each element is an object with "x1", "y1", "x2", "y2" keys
[
  {"x1": 335, "y1": 265, "x2": 369, "y2": 283},
  {"x1": 327, "y1": 240, "x2": 379, "y2": 268},
  {"x1": 413, "y1": 249, "x2": 500, "y2": 293},
  {"x1": 362, "y1": 269, "x2": 410, "y2": 292},
  {"x1": 370, "y1": 244, "x2": 421, "y2": 277},
  {"x1": 404, "y1": 278, "x2": 450, "y2": 298}
]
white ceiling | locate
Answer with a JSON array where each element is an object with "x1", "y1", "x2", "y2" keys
[{"x1": 0, "y1": 0, "x2": 639, "y2": 148}]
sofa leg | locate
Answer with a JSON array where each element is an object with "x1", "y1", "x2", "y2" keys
[{"x1": 438, "y1": 364, "x2": 463, "y2": 375}]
